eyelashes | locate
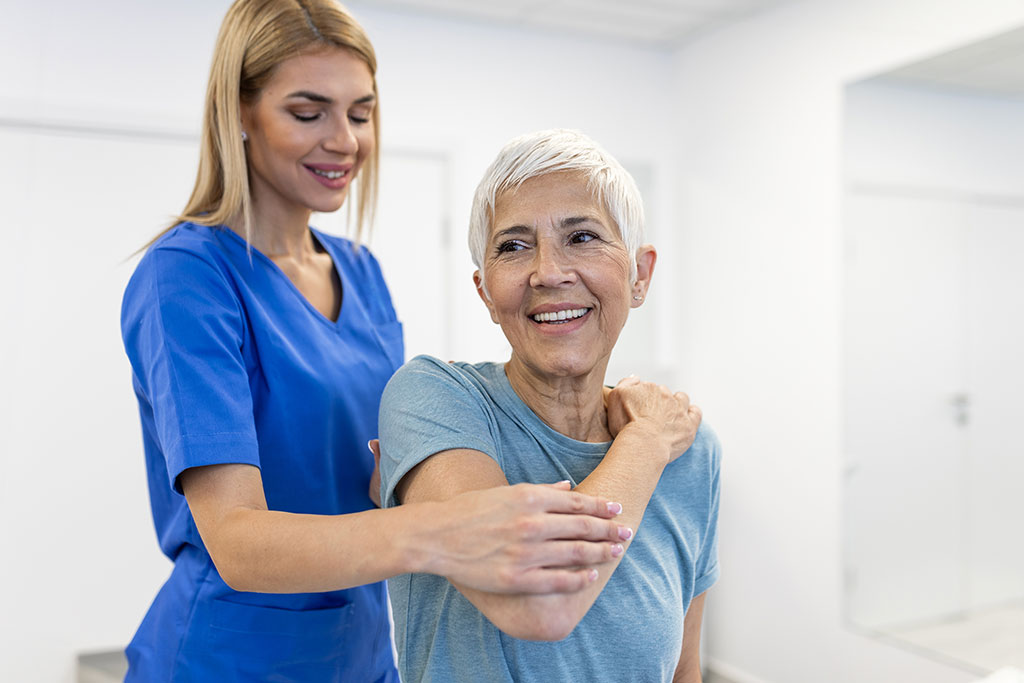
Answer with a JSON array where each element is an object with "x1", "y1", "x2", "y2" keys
[{"x1": 493, "y1": 231, "x2": 601, "y2": 256}]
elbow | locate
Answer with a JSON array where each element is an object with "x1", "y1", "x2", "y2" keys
[
  {"x1": 210, "y1": 554, "x2": 251, "y2": 592},
  {"x1": 204, "y1": 540, "x2": 260, "y2": 593},
  {"x1": 495, "y1": 609, "x2": 581, "y2": 642}
]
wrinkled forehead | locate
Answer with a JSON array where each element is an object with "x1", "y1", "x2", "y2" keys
[{"x1": 490, "y1": 170, "x2": 615, "y2": 234}]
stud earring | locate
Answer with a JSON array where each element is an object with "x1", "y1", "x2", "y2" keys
[
  {"x1": 633, "y1": 295, "x2": 643, "y2": 301},
  {"x1": 241, "y1": 131, "x2": 248, "y2": 142}
]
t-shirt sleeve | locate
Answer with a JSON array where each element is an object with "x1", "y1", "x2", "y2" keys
[
  {"x1": 693, "y1": 424, "x2": 722, "y2": 597},
  {"x1": 121, "y1": 246, "x2": 260, "y2": 493},
  {"x1": 378, "y1": 357, "x2": 500, "y2": 509}
]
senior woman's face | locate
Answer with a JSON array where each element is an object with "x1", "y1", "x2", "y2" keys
[{"x1": 475, "y1": 171, "x2": 647, "y2": 380}]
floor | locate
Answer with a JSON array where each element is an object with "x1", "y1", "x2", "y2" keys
[
  {"x1": 77, "y1": 651, "x2": 127, "y2": 683},
  {"x1": 882, "y1": 600, "x2": 1024, "y2": 673},
  {"x1": 77, "y1": 649, "x2": 739, "y2": 682}
]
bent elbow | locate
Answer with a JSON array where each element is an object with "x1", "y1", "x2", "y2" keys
[
  {"x1": 212, "y1": 557, "x2": 249, "y2": 592},
  {"x1": 498, "y1": 610, "x2": 580, "y2": 642},
  {"x1": 206, "y1": 545, "x2": 259, "y2": 593}
]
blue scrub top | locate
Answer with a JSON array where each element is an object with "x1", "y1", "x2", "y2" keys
[{"x1": 121, "y1": 223, "x2": 403, "y2": 682}]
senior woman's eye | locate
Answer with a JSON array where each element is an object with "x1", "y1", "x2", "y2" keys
[
  {"x1": 496, "y1": 240, "x2": 528, "y2": 254},
  {"x1": 568, "y1": 230, "x2": 598, "y2": 244}
]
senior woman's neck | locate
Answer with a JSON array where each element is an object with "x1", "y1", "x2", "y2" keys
[{"x1": 503, "y1": 359, "x2": 612, "y2": 443}]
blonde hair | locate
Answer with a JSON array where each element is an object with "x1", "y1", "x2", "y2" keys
[{"x1": 160, "y1": 0, "x2": 379, "y2": 244}]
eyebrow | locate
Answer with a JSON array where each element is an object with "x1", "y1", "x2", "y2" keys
[
  {"x1": 285, "y1": 91, "x2": 376, "y2": 105},
  {"x1": 491, "y1": 215, "x2": 602, "y2": 241}
]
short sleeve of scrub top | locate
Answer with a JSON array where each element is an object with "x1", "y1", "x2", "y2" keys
[{"x1": 121, "y1": 223, "x2": 402, "y2": 682}]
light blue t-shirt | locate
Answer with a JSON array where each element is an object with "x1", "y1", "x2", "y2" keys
[{"x1": 379, "y1": 356, "x2": 721, "y2": 683}]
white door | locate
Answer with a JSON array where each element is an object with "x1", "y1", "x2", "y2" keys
[
  {"x1": 963, "y1": 203, "x2": 1024, "y2": 609},
  {"x1": 843, "y1": 191, "x2": 970, "y2": 628}
]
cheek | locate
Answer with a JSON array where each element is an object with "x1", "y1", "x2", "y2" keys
[
  {"x1": 356, "y1": 127, "x2": 376, "y2": 159},
  {"x1": 484, "y1": 272, "x2": 522, "y2": 315}
]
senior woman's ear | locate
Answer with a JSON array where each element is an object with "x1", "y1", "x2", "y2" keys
[
  {"x1": 631, "y1": 246, "x2": 657, "y2": 309},
  {"x1": 473, "y1": 270, "x2": 501, "y2": 324}
]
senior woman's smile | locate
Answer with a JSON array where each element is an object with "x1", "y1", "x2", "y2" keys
[
  {"x1": 379, "y1": 129, "x2": 718, "y2": 682},
  {"x1": 474, "y1": 170, "x2": 655, "y2": 382}
]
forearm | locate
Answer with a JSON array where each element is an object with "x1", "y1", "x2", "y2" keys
[
  {"x1": 453, "y1": 423, "x2": 668, "y2": 639},
  {"x1": 205, "y1": 503, "x2": 434, "y2": 593}
]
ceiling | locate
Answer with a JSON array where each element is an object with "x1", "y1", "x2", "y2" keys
[
  {"x1": 881, "y1": 25, "x2": 1024, "y2": 98},
  {"x1": 352, "y1": 0, "x2": 799, "y2": 48}
]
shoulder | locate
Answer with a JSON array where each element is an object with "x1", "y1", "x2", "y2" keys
[
  {"x1": 130, "y1": 223, "x2": 235, "y2": 287},
  {"x1": 662, "y1": 420, "x2": 722, "y2": 487},
  {"x1": 122, "y1": 223, "x2": 242, "y2": 332},
  {"x1": 383, "y1": 356, "x2": 498, "y2": 404},
  {"x1": 149, "y1": 221, "x2": 229, "y2": 258},
  {"x1": 691, "y1": 421, "x2": 723, "y2": 470}
]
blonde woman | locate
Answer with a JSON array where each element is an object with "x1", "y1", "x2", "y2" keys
[{"x1": 120, "y1": 2, "x2": 635, "y2": 680}]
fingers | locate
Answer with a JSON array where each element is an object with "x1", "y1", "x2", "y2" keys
[
  {"x1": 527, "y1": 512, "x2": 633, "y2": 543},
  {"x1": 515, "y1": 567, "x2": 600, "y2": 594},
  {"x1": 527, "y1": 483, "x2": 622, "y2": 519},
  {"x1": 674, "y1": 391, "x2": 691, "y2": 410},
  {"x1": 614, "y1": 374, "x2": 641, "y2": 388},
  {"x1": 689, "y1": 402, "x2": 703, "y2": 426}
]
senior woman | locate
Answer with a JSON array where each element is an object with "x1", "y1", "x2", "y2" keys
[{"x1": 379, "y1": 129, "x2": 721, "y2": 682}]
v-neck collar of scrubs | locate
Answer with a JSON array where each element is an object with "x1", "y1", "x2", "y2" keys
[{"x1": 218, "y1": 225, "x2": 349, "y2": 330}]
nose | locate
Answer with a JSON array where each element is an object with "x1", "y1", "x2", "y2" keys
[
  {"x1": 529, "y1": 239, "x2": 576, "y2": 289},
  {"x1": 324, "y1": 118, "x2": 358, "y2": 155}
]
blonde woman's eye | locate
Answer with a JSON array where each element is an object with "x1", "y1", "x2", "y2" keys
[{"x1": 292, "y1": 112, "x2": 320, "y2": 122}]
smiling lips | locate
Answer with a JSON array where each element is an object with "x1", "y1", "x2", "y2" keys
[
  {"x1": 305, "y1": 163, "x2": 352, "y2": 188},
  {"x1": 530, "y1": 307, "x2": 591, "y2": 324}
]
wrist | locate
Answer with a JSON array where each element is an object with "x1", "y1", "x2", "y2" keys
[
  {"x1": 612, "y1": 422, "x2": 672, "y2": 466},
  {"x1": 390, "y1": 502, "x2": 438, "y2": 576}
]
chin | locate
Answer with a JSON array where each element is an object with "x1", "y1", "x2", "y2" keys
[{"x1": 532, "y1": 356, "x2": 604, "y2": 381}]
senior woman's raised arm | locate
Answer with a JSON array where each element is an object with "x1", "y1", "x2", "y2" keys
[{"x1": 392, "y1": 378, "x2": 700, "y2": 640}]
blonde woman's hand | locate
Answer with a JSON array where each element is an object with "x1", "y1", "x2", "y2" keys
[{"x1": 420, "y1": 479, "x2": 631, "y2": 594}]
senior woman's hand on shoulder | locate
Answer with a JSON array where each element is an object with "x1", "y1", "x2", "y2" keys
[{"x1": 604, "y1": 376, "x2": 702, "y2": 464}]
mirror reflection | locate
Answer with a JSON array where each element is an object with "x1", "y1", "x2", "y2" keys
[{"x1": 842, "y1": 26, "x2": 1024, "y2": 675}]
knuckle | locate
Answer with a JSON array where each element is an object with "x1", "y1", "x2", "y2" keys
[
  {"x1": 570, "y1": 541, "x2": 587, "y2": 564},
  {"x1": 514, "y1": 516, "x2": 540, "y2": 539},
  {"x1": 496, "y1": 566, "x2": 518, "y2": 590},
  {"x1": 576, "y1": 516, "x2": 594, "y2": 537}
]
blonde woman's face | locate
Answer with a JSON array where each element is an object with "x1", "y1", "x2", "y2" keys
[{"x1": 241, "y1": 48, "x2": 375, "y2": 221}]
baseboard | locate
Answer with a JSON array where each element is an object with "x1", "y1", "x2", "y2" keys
[{"x1": 706, "y1": 657, "x2": 772, "y2": 683}]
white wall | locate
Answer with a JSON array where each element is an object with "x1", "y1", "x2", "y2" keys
[
  {"x1": 0, "y1": 2, "x2": 676, "y2": 682},
  {"x1": 670, "y1": 1, "x2": 1024, "y2": 681},
  {"x1": 843, "y1": 82, "x2": 1024, "y2": 629},
  {"x1": 6, "y1": 0, "x2": 1024, "y2": 681}
]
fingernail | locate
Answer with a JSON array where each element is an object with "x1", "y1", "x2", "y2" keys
[
  {"x1": 618, "y1": 526, "x2": 633, "y2": 541},
  {"x1": 556, "y1": 479, "x2": 571, "y2": 485},
  {"x1": 587, "y1": 569, "x2": 599, "y2": 582},
  {"x1": 367, "y1": 441, "x2": 375, "y2": 453},
  {"x1": 607, "y1": 502, "x2": 623, "y2": 515},
  {"x1": 610, "y1": 543, "x2": 624, "y2": 557}
]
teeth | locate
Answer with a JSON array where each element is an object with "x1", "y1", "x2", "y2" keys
[
  {"x1": 531, "y1": 308, "x2": 589, "y2": 323},
  {"x1": 311, "y1": 168, "x2": 346, "y2": 179}
]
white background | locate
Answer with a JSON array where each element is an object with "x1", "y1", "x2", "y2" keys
[
  {"x1": 2, "y1": 0, "x2": 1024, "y2": 681},
  {"x1": 843, "y1": 82, "x2": 1024, "y2": 629}
]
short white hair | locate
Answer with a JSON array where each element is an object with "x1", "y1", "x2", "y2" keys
[{"x1": 468, "y1": 129, "x2": 645, "y2": 283}]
